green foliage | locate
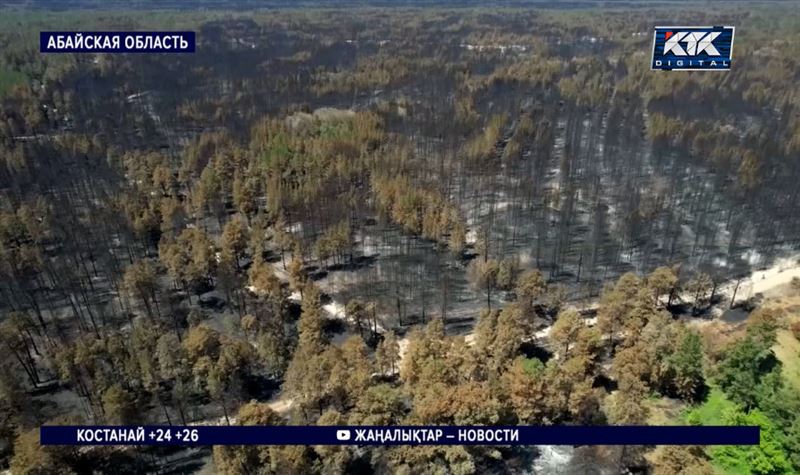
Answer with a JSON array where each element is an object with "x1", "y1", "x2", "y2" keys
[
  {"x1": 689, "y1": 306, "x2": 800, "y2": 473},
  {"x1": 685, "y1": 387, "x2": 734, "y2": 427},
  {"x1": 786, "y1": 418, "x2": 800, "y2": 470},
  {"x1": 259, "y1": 131, "x2": 292, "y2": 168},
  {"x1": 665, "y1": 330, "x2": 705, "y2": 401},
  {"x1": 521, "y1": 357, "x2": 545, "y2": 375},
  {"x1": 687, "y1": 385, "x2": 800, "y2": 474},
  {"x1": 715, "y1": 325, "x2": 781, "y2": 410},
  {"x1": 250, "y1": 112, "x2": 383, "y2": 212},
  {"x1": 0, "y1": 68, "x2": 26, "y2": 97},
  {"x1": 317, "y1": 119, "x2": 357, "y2": 140},
  {"x1": 712, "y1": 409, "x2": 793, "y2": 475}
]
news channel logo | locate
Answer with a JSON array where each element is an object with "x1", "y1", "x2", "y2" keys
[{"x1": 651, "y1": 26, "x2": 734, "y2": 71}]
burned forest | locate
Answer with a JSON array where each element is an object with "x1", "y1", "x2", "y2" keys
[{"x1": 1, "y1": 4, "x2": 800, "y2": 474}]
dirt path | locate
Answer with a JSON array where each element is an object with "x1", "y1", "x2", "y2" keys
[{"x1": 719, "y1": 254, "x2": 800, "y2": 304}]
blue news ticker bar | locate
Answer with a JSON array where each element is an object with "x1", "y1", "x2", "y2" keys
[
  {"x1": 40, "y1": 31, "x2": 196, "y2": 53},
  {"x1": 40, "y1": 425, "x2": 760, "y2": 446}
]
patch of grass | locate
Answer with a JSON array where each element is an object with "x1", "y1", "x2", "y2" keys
[
  {"x1": 683, "y1": 388, "x2": 745, "y2": 475},
  {"x1": 0, "y1": 68, "x2": 27, "y2": 97},
  {"x1": 260, "y1": 132, "x2": 293, "y2": 167},
  {"x1": 684, "y1": 387, "x2": 735, "y2": 426},
  {"x1": 774, "y1": 329, "x2": 800, "y2": 391},
  {"x1": 317, "y1": 120, "x2": 354, "y2": 140}
]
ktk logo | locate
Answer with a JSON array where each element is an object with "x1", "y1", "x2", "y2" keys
[
  {"x1": 652, "y1": 26, "x2": 734, "y2": 71},
  {"x1": 663, "y1": 31, "x2": 721, "y2": 56}
]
